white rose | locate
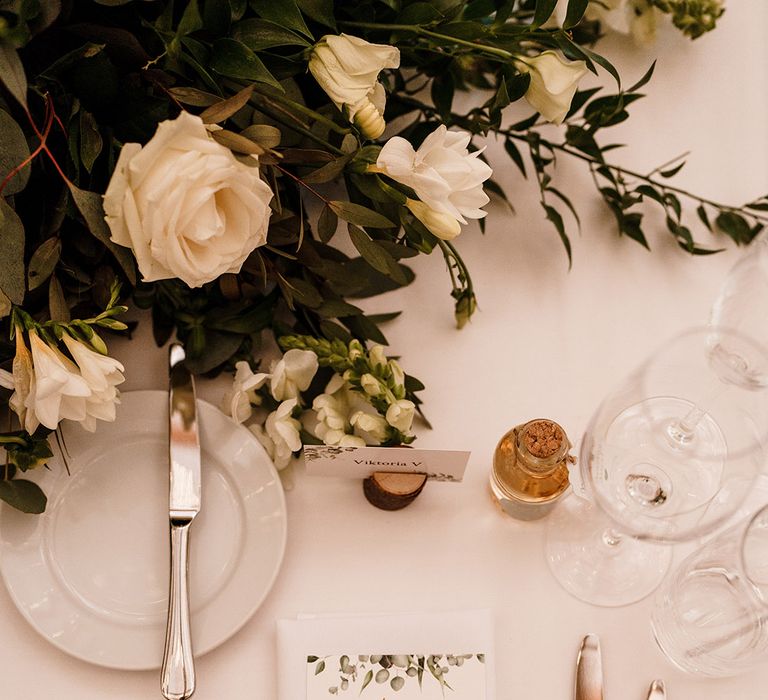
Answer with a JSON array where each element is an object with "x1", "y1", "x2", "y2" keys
[
  {"x1": 269, "y1": 349, "x2": 319, "y2": 401},
  {"x1": 104, "y1": 111, "x2": 273, "y2": 288},
  {"x1": 222, "y1": 361, "x2": 268, "y2": 424},
  {"x1": 385, "y1": 399, "x2": 415, "y2": 433},
  {"x1": 375, "y1": 126, "x2": 492, "y2": 237},
  {"x1": 62, "y1": 334, "x2": 125, "y2": 432},
  {"x1": 514, "y1": 51, "x2": 588, "y2": 125},
  {"x1": 250, "y1": 399, "x2": 302, "y2": 470},
  {"x1": 309, "y1": 33, "x2": 400, "y2": 139}
]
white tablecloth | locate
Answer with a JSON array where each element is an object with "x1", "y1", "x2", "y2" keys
[{"x1": 1, "y1": 4, "x2": 767, "y2": 697}]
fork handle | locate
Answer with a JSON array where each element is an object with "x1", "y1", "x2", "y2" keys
[{"x1": 161, "y1": 520, "x2": 195, "y2": 700}]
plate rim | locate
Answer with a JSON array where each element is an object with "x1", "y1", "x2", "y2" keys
[{"x1": 0, "y1": 389, "x2": 287, "y2": 671}]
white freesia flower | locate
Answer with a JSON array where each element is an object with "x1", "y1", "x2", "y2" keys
[
  {"x1": 309, "y1": 33, "x2": 400, "y2": 139},
  {"x1": 375, "y1": 125, "x2": 492, "y2": 237},
  {"x1": 104, "y1": 111, "x2": 273, "y2": 288},
  {"x1": 388, "y1": 359, "x2": 405, "y2": 392},
  {"x1": 406, "y1": 199, "x2": 463, "y2": 240},
  {"x1": 386, "y1": 399, "x2": 416, "y2": 433},
  {"x1": 515, "y1": 51, "x2": 588, "y2": 125},
  {"x1": 62, "y1": 334, "x2": 125, "y2": 432},
  {"x1": 7, "y1": 334, "x2": 35, "y2": 433},
  {"x1": 222, "y1": 361, "x2": 269, "y2": 424},
  {"x1": 26, "y1": 330, "x2": 91, "y2": 431},
  {"x1": 269, "y1": 349, "x2": 319, "y2": 401},
  {"x1": 250, "y1": 398, "x2": 302, "y2": 470}
]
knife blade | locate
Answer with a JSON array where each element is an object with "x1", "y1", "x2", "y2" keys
[
  {"x1": 161, "y1": 343, "x2": 201, "y2": 700},
  {"x1": 647, "y1": 680, "x2": 666, "y2": 700},
  {"x1": 575, "y1": 634, "x2": 604, "y2": 700}
]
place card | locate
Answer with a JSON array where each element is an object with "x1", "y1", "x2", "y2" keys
[{"x1": 303, "y1": 445, "x2": 470, "y2": 481}]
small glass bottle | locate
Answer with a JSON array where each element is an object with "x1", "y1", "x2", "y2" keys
[{"x1": 490, "y1": 419, "x2": 572, "y2": 521}]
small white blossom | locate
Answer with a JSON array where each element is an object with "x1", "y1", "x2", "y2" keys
[
  {"x1": 406, "y1": 199, "x2": 463, "y2": 240},
  {"x1": 360, "y1": 373, "x2": 382, "y2": 396},
  {"x1": 349, "y1": 410, "x2": 390, "y2": 445},
  {"x1": 386, "y1": 399, "x2": 416, "y2": 433},
  {"x1": 222, "y1": 361, "x2": 268, "y2": 424},
  {"x1": 514, "y1": 51, "x2": 588, "y2": 125},
  {"x1": 250, "y1": 398, "x2": 302, "y2": 470},
  {"x1": 269, "y1": 348, "x2": 318, "y2": 401},
  {"x1": 311, "y1": 374, "x2": 366, "y2": 446}
]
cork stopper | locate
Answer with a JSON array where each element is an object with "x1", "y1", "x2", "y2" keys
[{"x1": 520, "y1": 420, "x2": 565, "y2": 459}]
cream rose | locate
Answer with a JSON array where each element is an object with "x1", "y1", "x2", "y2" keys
[
  {"x1": 375, "y1": 126, "x2": 492, "y2": 238},
  {"x1": 309, "y1": 33, "x2": 400, "y2": 139},
  {"x1": 515, "y1": 51, "x2": 588, "y2": 125},
  {"x1": 104, "y1": 111, "x2": 273, "y2": 288}
]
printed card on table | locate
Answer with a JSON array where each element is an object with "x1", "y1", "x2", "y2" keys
[
  {"x1": 306, "y1": 652, "x2": 487, "y2": 699},
  {"x1": 303, "y1": 445, "x2": 470, "y2": 481}
]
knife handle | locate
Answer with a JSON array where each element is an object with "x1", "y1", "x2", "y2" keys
[{"x1": 161, "y1": 520, "x2": 195, "y2": 700}]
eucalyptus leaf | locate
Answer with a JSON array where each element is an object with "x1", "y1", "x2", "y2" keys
[
  {"x1": 27, "y1": 238, "x2": 61, "y2": 291},
  {"x1": 0, "y1": 41, "x2": 27, "y2": 108},
  {"x1": 250, "y1": 0, "x2": 313, "y2": 39},
  {"x1": 200, "y1": 84, "x2": 255, "y2": 124},
  {"x1": 67, "y1": 183, "x2": 137, "y2": 285},
  {"x1": 240, "y1": 124, "x2": 281, "y2": 149},
  {"x1": 48, "y1": 275, "x2": 70, "y2": 322},
  {"x1": 168, "y1": 86, "x2": 220, "y2": 106},
  {"x1": 0, "y1": 479, "x2": 47, "y2": 514},
  {"x1": 0, "y1": 197, "x2": 25, "y2": 304},
  {"x1": 232, "y1": 19, "x2": 311, "y2": 50},
  {"x1": 317, "y1": 205, "x2": 338, "y2": 243},
  {"x1": 0, "y1": 108, "x2": 30, "y2": 196},
  {"x1": 79, "y1": 110, "x2": 103, "y2": 174}
]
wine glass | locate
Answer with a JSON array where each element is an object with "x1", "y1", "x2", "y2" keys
[
  {"x1": 546, "y1": 326, "x2": 768, "y2": 607},
  {"x1": 651, "y1": 503, "x2": 768, "y2": 677}
]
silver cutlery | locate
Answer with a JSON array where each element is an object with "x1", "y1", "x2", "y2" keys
[
  {"x1": 575, "y1": 634, "x2": 604, "y2": 700},
  {"x1": 647, "y1": 680, "x2": 666, "y2": 699},
  {"x1": 161, "y1": 344, "x2": 201, "y2": 700}
]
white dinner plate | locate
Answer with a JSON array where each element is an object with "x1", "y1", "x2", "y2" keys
[{"x1": 0, "y1": 390, "x2": 287, "y2": 670}]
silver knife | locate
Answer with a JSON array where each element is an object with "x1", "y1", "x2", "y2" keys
[
  {"x1": 575, "y1": 634, "x2": 604, "y2": 700},
  {"x1": 161, "y1": 344, "x2": 201, "y2": 700},
  {"x1": 647, "y1": 680, "x2": 666, "y2": 700}
]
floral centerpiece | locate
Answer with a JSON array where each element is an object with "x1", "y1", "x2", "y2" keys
[{"x1": 0, "y1": 0, "x2": 763, "y2": 513}]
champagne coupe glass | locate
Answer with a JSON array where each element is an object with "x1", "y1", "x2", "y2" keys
[{"x1": 546, "y1": 326, "x2": 768, "y2": 607}]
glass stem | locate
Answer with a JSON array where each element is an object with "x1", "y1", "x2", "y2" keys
[{"x1": 601, "y1": 528, "x2": 623, "y2": 549}]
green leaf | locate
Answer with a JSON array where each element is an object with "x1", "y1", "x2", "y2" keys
[
  {"x1": 66, "y1": 183, "x2": 137, "y2": 285},
  {"x1": 659, "y1": 161, "x2": 686, "y2": 179},
  {"x1": 79, "y1": 110, "x2": 103, "y2": 174},
  {"x1": 48, "y1": 275, "x2": 70, "y2": 322},
  {"x1": 0, "y1": 41, "x2": 27, "y2": 108},
  {"x1": 532, "y1": 0, "x2": 559, "y2": 27},
  {"x1": 348, "y1": 225, "x2": 407, "y2": 285},
  {"x1": 317, "y1": 205, "x2": 338, "y2": 243},
  {"x1": 0, "y1": 479, "x2": 47, "y2": 514},
  {"x1": 0, "y1": 197, "x2": 25, "y2": 304},
  {"x1": 504, "y1": 139, "x2": 526, "y2": 177},
  {"x1": 200, "y1": 84, "x2": 255, "y2": 124},
  {"x1": 250, "y1": 0, "x2": 313, "y2": 39},
  {"x1": 361, "y1": 669, "x2": 374, "y2": 692},
  {"x1": 697, "y1": 204, "x2": 712, "y2": 231},
  {"x1": 210, "y1": 128, "x2": 264, "y2": 155},
  {"x1": 564, "y1": 0, "x2": 589, "y2": 27},
  {"x1": 27, "y1": 237, "x2": 61, "y2": 291},
  {"x1": 168, "y1": 86, "x2": 220, "y2": 106},
  {"x1": 295, "y1": 0, "x2": 336, "y2": 29},
  {"x1": 177, "y1": 0, "x2": 204, "y2": 36},
  {"x1": 210, "y1": 39, "x2": 283, "y2": 90},
  {"x1": 302, "y1": 155, "x2": 353, "y2": 185},
  {"x1": 544, "y1": 204, "x2": 572, "y2": 267},
  {"x1": 431, "y1": 72, "x2": 454, "y2": 119},
  {"x1": 0, "y1": 108, "x2": 30, "y2": 196},
  {"x1": 315, "y1": 660, "x2": 325, "y2": 675},
  {"x1": 232, "y1": 19, "x2": 311, "y2": 50},
  {"x1": 628, "y1": 61, "x2": 656, "y2": 92},
  {"x1": 241, "y1": 124, "x2": 281, "y2": 149},
  {"x1": 184, "y1": 330, "x2": 243, "y2": 374},
  {"x1": 329, "y1": 201, "x2": 394, "y2": 228},
  {"x1": 396, "y1": 2, "x2": 444, "y2": 25},
  {"x1": 716, "y1": 211, "x2": 753, "y2": 244}
]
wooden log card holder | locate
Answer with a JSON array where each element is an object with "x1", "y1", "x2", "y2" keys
[{"x1": 363, "y1": 471, "x2": 428, "y2": 510}]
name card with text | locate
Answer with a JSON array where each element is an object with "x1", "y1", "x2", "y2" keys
[{"x1": 303, "y1": 445, "x2": 470, "y2": 481}]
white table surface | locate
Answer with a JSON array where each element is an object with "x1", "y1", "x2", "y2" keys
[{"x1": 1, "y1": 4, "x2": 767, "y2": 698}]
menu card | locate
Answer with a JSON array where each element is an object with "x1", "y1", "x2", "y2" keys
[{"x1": 277, "y1": 610, "x2": 495, "y2": 700}]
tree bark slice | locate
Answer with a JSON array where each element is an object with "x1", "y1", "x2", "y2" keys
[{"x1": 363, "y1": 472, "x2": 428, "y2": 510}]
